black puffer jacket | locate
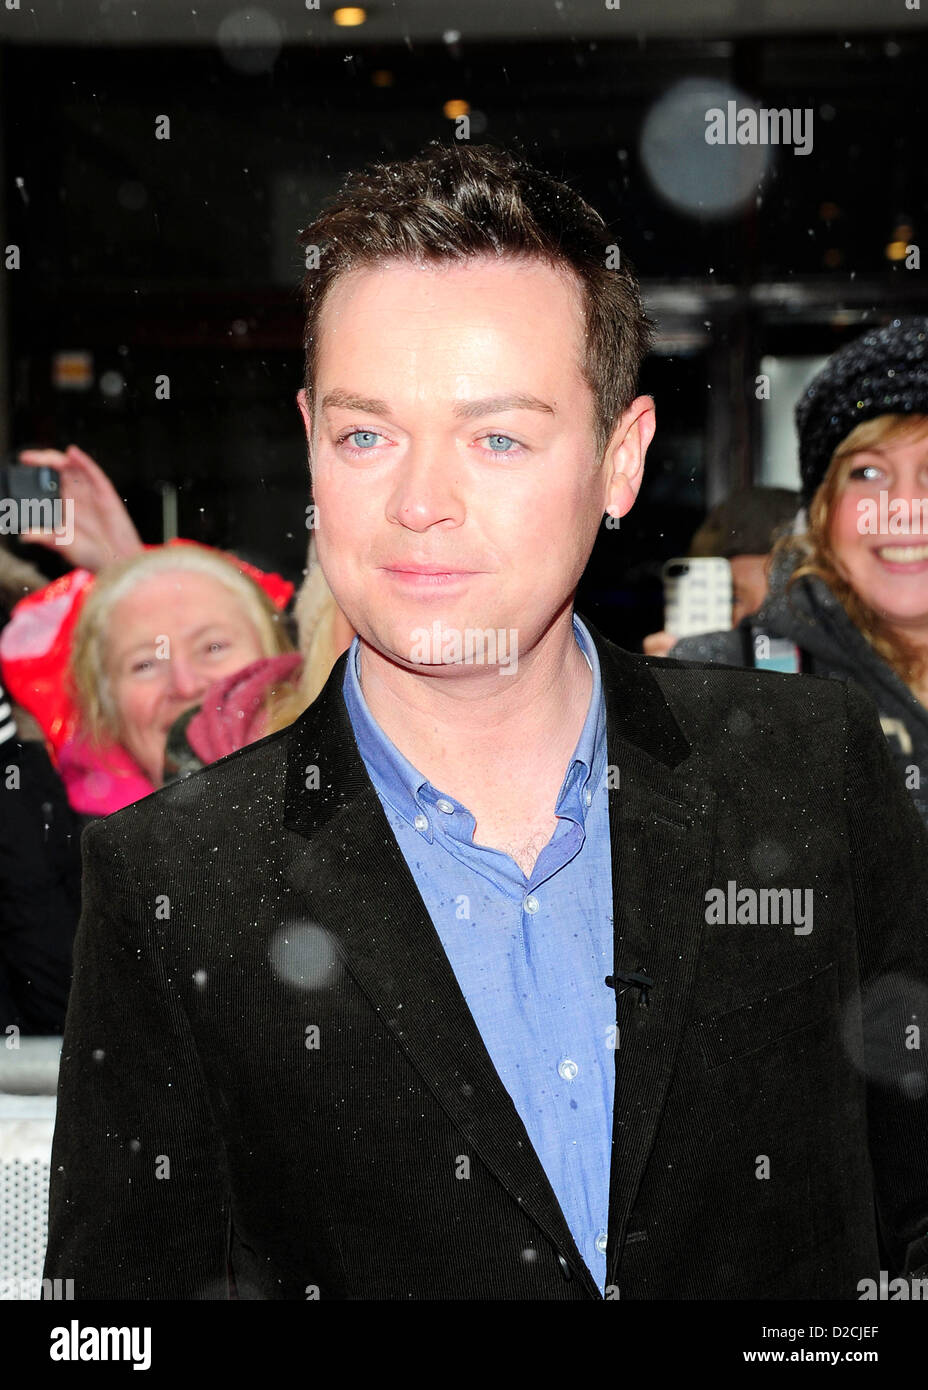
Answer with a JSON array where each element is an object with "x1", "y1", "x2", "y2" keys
[
  {"x1": 672, "y1": 562, "x2": 928, "y2": 825},
  {"x1": 0, "y1": 688, "x2": 86, "y2": 1035},
  {"x1": 0, "y1": 549, "x2": 88, "y2": 1033}
]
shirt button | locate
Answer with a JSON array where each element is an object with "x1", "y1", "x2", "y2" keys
[
  {"x1": 595, "y1": 1231, "x2": 608, "y2": 1254},
  {"x1": 584, "y1": 787, "x2": 593, "y2": 807},
  {"x1": 413, "y1": 813, "x2": 429, "y2": 832},
  {"x1": 524, "y1": 895, "x2": 540, "y2": 914},
  {"x1": 435, "y1": 798, "x2": 455, "y2": 815},
  {"x1": 558, "y1": 1058, "x2": 579, "y2": 1081}
]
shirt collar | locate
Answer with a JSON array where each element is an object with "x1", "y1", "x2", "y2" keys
[{"x1": 342, "y1": 612, "x2": 606, "y2": 838}]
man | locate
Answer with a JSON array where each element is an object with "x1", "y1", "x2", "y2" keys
[{"x1": 44, "y1": 143, "x2": 928, "y2": 1300}]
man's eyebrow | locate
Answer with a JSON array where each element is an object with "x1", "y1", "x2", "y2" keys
[
  {"x1": 453, "y1": 394, "x2": 557, "y2": 420},
  {"x1": 320, "y1": 389, "x2": 557, "y2": 419},
  {"x1": 321, "y1": 390, "x2": 393, "y2": 416}
]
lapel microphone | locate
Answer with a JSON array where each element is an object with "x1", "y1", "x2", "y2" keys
[{"x1": 605, "y1": 966, "x2": 654, "y2": 1008}]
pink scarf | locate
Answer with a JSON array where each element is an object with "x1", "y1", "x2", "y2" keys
[
  {"x1": 57, "y1": 735, "x2": 156, "y2": 816},
  {"x1": 57, "y1": 652, "x2": 304, "y2": 816},
  {"x1": 185, "y1": 652, "x2": 303, "y2": 763}
]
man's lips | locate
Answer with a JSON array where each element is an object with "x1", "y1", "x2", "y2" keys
[
  {"x1": 380, "y1": 563, "x2": 481, "y2": 588},
  {"x1": 382, "y1": 562, "x2": 477, "y2": 574}
]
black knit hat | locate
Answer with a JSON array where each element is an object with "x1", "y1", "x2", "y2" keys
[{"x1": 794, "y1": 317, "x2": 928, "y2": 507}]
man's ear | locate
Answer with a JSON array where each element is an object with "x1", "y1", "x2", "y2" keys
[
  {"x1": 296, "y1": 387, "x2": 315, "y2": 484},
  {"x1": 296, "y1": 388, "x2": 312, "y2": 442},
  {"x1": 603, "y1": 395, "x2": 656, "y2": 521}
]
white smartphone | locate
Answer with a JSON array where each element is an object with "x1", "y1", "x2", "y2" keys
[{"x1": 662, "y1": 556, "x2": 733, "y2": 638}]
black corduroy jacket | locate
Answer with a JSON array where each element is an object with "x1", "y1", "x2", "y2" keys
[{"x1": 43, "y1": 617, "x2": 928, "y2": 1299}]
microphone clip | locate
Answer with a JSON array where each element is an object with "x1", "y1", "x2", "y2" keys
[{"x1": 605, "y1": 966, "x2": 654, "y2": 1009}]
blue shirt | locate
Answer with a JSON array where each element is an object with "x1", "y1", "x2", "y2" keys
[{"x1": 342, "y1": 612, "x2": 615, "y2": 1290}]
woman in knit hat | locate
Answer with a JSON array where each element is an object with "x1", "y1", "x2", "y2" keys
[{"x1": 672, "y1": 316, "x2": 928, "y2": 824}]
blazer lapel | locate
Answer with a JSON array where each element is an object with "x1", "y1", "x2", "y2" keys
[
  {"x1": 278, "y1": 620, "x2": 717, "y2": 1299},
  {"x1": 590, "y1": 622, "x2": 718, "y2": 1285},
  {"x1": 280, "y1": 651, "x2": 601, "y2": 1296}
]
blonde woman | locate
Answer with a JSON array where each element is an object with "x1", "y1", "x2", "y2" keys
[
  {"x1": 672, "y1": 318, "x2": 928, "y2": 823},
  {"x1": 162, "y1": 532, "x2": 355, "y2": 784},
  {"x1": 61, "y1": 543, "x2": 295, "y2": 814}
]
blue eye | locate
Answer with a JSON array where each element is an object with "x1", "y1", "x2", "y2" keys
[
  {"x1": 849, "y1": 463, "x2": 883, "y2": 481},
  {"x1": 338, "y1": 430, "x2": 381, "y2": 451},
  {"x1": 485, "y1": 434, "x2": 518, "y2": 453}
]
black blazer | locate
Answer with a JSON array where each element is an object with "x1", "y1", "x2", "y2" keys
[{"x1": 43, "y1": 618, "x2": 928, "y2": 1299}]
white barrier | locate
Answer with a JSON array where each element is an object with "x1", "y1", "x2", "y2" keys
[{"x1": 0, "y1": 1038, "x2": 61, "y2": 1300}]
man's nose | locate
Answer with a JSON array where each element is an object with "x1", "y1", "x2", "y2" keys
[{"x1": 387, "y1": 439, "x2": 463, "y2": 529}]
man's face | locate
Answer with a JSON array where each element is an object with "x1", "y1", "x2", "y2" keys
[{"x1": 299, "y1": 254, "x2": 653, "y2": 676}]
